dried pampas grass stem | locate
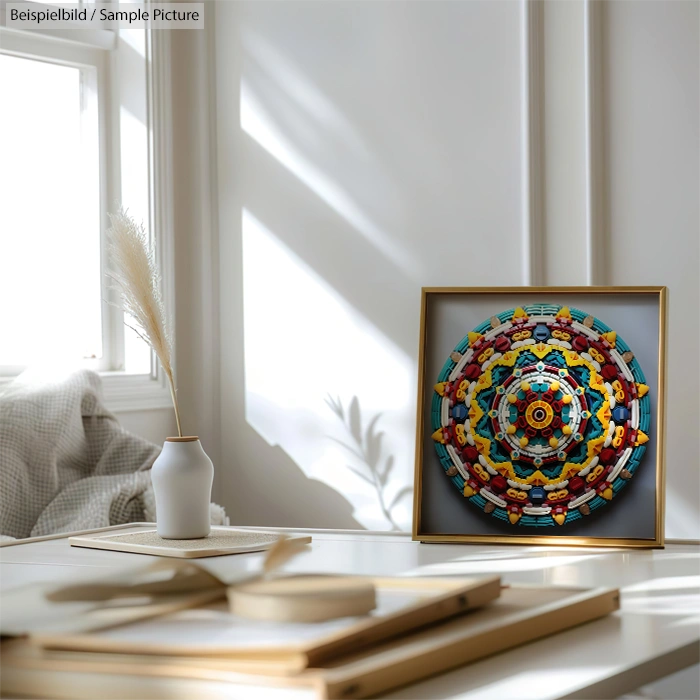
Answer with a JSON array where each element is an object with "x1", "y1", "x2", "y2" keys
[
  {"x1": 262, "y1": 536, "x2": 309, "y2": 576},
  {"x1": 107, "y1": 209, "x2": 183, "y2": 437}
]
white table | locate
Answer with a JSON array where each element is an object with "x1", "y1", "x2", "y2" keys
[{"x1": 1, "y1": 525, "x2": 698, "y2": 699}]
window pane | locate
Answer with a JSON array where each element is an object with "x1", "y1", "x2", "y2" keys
[
  {"x1": 0, "y1": 54, "x2": 102, "y2": 366},
  {"x1": 119, "y1": 28, "x2": 153, "y2": 375}
]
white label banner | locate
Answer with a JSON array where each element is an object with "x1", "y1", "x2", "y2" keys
[{"x1": 6, "y1": 3, "x2": 204, "y2": 29}]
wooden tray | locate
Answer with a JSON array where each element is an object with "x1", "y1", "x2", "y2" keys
[{"x1": 69, "y1": 527, "x2": 312, "y2": 558}]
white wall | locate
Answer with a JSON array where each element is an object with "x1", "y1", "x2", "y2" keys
[
  {"x1": 215, "y1": 0, "x2": 523, "y2": 531},
  {"x1": 603, "y1": 0, "x2": 699, "y2": 540},
  {"x1": 112, "y1": 21, "x2": 220, "y2": 461},
  {"x1": 211, "y1": 0, "x2": 699, "y2": 538}
]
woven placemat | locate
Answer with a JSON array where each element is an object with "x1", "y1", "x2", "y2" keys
[
  {"x1": 69, "y1": 527, "x2": 311, "y2": 559},
  {"x1": 101, "y1": 530, "x2": 279, "y2": 549}
]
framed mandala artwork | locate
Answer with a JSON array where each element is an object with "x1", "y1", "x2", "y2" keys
[{"x1": 413, "y1": 287, "x2": 666, "y2": 548}]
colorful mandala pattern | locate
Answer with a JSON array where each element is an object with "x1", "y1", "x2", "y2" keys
[{"x1": 431, "y1": 304, "x2": 651, "y2": 527}]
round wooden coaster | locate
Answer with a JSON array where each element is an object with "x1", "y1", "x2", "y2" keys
[{"x1": 228, "y1": 575, "x2": 376, "y2": 623}]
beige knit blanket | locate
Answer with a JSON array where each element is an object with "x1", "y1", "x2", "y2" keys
[{"x1": 0, "y1": 370, "x2": 226, "y2": 539}]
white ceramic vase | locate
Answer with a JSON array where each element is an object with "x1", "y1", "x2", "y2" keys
[{"x1": 151, "y1": 437, "x2": 214, "y2": 539}]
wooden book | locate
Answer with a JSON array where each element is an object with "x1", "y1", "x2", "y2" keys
[
  {"x1": 1, "y1": 584, "x2": 619, "y2": 700},
  {"x1": 32, "y1": 576, "x2": 503, "y2": 671}
]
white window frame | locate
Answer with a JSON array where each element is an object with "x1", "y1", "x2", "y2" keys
[{"x1": 0, "y1": 1, "x2": 174, "y2": 411}]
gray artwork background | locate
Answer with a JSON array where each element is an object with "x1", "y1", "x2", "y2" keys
[{"x1": 419, "y1": 292, "x2": 660, "y2": 540}]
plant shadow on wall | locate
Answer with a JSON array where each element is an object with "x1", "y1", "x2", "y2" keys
[
  {"x1": 326, "y1": 395, "x2": 412, "y2": 532},
  {"x1": 225, "y1": 12, "x2": 424, "y2": 532}
]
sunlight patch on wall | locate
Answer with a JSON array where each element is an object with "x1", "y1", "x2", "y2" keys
[
  {"x1": 242, "y1": 210, "x2": 414, "y2": 530},
  {"x1": 240, "y1": 81, "x2": 417, "y2": 278},
  {"x1": 242, "y1": 29, "x2": 373, "y2": 164}
]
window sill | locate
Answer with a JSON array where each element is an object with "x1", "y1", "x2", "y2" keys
[
  {"x1": 101, "y1": 372, "x2": 173, "y2": 413},
  {"x1": 0, "y1": 371, "x2": 173, "y2": 414}
]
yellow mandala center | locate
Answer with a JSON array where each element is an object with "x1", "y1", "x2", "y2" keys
[{"x1": 525, "y1": 400, "x2": 554, "y2": 429}]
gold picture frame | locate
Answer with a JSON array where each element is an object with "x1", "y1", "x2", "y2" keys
[{"x1": 412, "y1": 286, "x2": 666, "y2": 548}]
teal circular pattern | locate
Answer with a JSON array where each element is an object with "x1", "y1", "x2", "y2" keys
[{"x1": 431, "y1": 304, "x2": 650, "y2": 527}]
